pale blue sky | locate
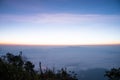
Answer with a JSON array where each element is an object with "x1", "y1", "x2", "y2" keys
[{"x1": 0, "y1": 0, "x2": 120, "y2": 45}]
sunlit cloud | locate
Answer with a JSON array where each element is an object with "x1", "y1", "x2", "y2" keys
[{"x1": 0, "y1": 13, "x2": 120, "y2": 24}]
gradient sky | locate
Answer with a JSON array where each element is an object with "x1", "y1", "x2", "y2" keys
[{"x1": 0, "y1": 0, "x2": 120, "y2": 45}]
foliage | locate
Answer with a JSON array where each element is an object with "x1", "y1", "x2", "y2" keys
[
  {"x1": 0, "y1": 52, "x2": 78, "y2": 80},
  {"x1": 105, "y1": 68, "x2": 120, "y2": 80}
]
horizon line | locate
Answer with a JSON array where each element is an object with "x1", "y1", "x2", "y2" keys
[{"x1": 0, "y1": 43, "x2": 120, "y2": 46}]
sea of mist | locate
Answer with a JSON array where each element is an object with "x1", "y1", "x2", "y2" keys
[{"x1": 0, "y1": 45, "x2": 120, "y2": 80}]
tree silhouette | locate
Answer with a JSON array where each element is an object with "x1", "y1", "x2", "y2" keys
[
  {"x1": 105, "y1": 68, "x2": 120, "y2": 80},
  {"x1": 0, "y1": 52, "x2": 78, "y2": 80}
]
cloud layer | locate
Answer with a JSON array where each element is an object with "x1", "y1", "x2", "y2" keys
[{"x1": 1, "y1": 13, "x2": 120, "y2": 24}]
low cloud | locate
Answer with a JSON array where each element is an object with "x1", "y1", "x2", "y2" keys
[{"x1": 0, "y1": 13, "x2": 120, "y2": 24}]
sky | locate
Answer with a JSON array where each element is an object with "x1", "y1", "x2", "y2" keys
[{"x1": 0, "y1": 0, "x2": 120, "y2": 45}]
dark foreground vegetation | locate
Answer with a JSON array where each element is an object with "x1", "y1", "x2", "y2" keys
[
  {"x1": 105, "y1": 68, "x2": 120, "y2": 80},
  {"x1": 0, "y1": 52, "x2": 120, "y2": 80},
  {"x1": 0, "y1": 52, "x2": 77, "y2": 80}
]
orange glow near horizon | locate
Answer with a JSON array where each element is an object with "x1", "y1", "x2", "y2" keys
[{"x1": 0, "y1": 41, "x2": 120, "y2": 46}]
